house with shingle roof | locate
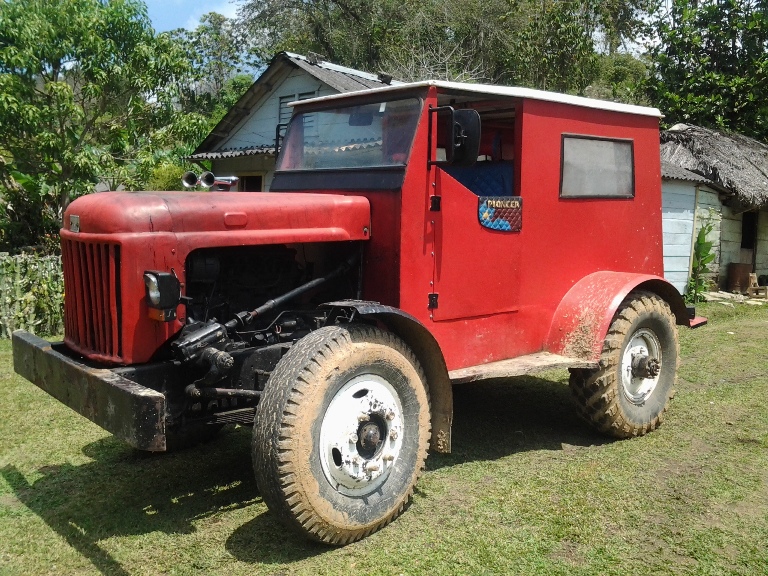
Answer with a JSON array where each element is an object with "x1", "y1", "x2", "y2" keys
[{"x1": 189, "y1": 52, "x2": 401, "y2": 191}]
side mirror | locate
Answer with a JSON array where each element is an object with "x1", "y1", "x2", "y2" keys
[
  {"x1": 430, "y1": 106, "x2": 481, "y2": 167},
  {"x1": 451, "y1": 109, "x2": 481, "y2": 167}
]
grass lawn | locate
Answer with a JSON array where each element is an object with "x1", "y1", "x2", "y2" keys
[{"x1": 1, "y1": 302, "x2": 767, "y2": 575}]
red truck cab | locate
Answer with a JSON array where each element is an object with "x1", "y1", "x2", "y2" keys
[{"x1": 14, "y1": 81, "x2": 697, "y2": 545}]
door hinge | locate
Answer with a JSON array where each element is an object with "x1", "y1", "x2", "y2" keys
[
  {"x1": 428, "y1": 293, "x2": 439, "y2": 309},
  {"x1": 429, "y1": 195, "x2": 442, "y2": 212}
]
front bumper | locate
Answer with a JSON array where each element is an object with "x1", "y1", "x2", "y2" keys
[{"x1": 12, "y1": 331, "x2": 167, "y2": 451}]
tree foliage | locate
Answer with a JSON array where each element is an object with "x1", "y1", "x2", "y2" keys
[
  {"x1": 686, "y1": 220, "x2": 717, "y2": 304},
  {"x1": 171, "y1": 13, "x2": 258, "y2": 124},
  {"x1": 645, "y1": 0, "x2": 768, "y2": 140},
  {"x1": 506, "y1": 1, "x2": 599, "y2": 92},
  {"x1": 598, "y1": 0, "x2": 656, "y2": 54},
  {"x1": 236, "y1": 0, "x2": 650, "y2": 94},
  {"x1": 0, "y1": 0, "x2": 207, "y2": 234}
]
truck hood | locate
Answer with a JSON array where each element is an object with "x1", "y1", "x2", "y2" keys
[{"x1": 63, "y1": 191, "x2": 371, "y2": 241}]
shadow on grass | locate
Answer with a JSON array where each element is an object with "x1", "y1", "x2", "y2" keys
[
  {"x1": 1, "y1": 426, "x2": 324, "y2": 575},
  {"x1": 428, "y1": 375, "x2": 613, "y2": 470},
  {"x1": 3, "y1": 374, "x2": 611, "y2": 572}
]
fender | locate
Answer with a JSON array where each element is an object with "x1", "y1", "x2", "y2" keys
[
  {"x1": 323, "y1": 300, "x2": 453, "y2": 454},
  {"x1": 546, "y1": 272, "x2": 690, "y2": 362}
]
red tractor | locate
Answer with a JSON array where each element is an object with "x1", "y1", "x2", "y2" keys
[{"x1": 13, "y1": 81, "x2": 703, "y2": 544}]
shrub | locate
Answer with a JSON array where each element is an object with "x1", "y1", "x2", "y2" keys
[
  {"x1": 0, "y1": 252, "x2": 64, "y2": 338},
  {"x1": 685, "y1": 220, "x2": 716, "y2": 305}
]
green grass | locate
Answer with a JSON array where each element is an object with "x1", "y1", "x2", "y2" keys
[{"x1": 2, "y1": 302, "x2": 767, "y2": 575}]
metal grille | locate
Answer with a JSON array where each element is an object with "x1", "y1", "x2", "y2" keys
[{"x1": 62, "y1": 238, "x2": 122, "y2": 361}]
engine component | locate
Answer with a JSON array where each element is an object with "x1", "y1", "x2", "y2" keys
[
  {"x1": 227, "y1": 252, "x2": 360, "y2": 329},
  {"x1": 171, "y1": 321, "x2": 230, "y2": 363}
]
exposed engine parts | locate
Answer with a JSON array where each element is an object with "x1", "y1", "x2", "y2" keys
[{"x1": 171, "y1": 248, "x2": 362, "y2": 403}]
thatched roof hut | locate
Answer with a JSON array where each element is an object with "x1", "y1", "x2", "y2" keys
[{"x1": 660, "y1": 124, "x2": 768, "y2": 209}]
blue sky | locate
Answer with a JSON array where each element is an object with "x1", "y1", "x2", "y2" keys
[{"x1": 144, "y1": 0, "x2": 239, "y2": 32}]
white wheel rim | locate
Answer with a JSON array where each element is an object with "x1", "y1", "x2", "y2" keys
[
  {"x1": 319, "y1": 374, "x2": 404, "y2": 496},
  {"x1": 621, "y1": 328, "x2": 662, "y2": 405}
]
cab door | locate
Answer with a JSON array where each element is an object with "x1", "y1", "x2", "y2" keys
[{"x1": 431, "y1": 164, "x2": 522, "y2": 321}]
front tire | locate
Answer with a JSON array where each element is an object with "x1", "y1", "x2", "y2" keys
[
  {"x1": 569, "y1": 291, "x2": 680, "y2": 438},
  {"x1": 252, "y1": 324, "x2": 431, "y2": 544}
]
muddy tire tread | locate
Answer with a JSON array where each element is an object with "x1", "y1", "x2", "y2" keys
[
  {"x1": 253, "y1": 324, "x2": 430, "y2": 545},
  {"x1": 569, "y1": 291, "x2": 680, "y2": 439}
]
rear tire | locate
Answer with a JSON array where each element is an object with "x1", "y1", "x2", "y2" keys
[
  {"x1": 569, "y1": 291, "x2": 679, "y2": 438},
  {"x1": 252, "y1": 324, "x2": 431, "y2": 544}
]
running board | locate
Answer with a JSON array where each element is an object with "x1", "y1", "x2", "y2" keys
[{"x1": 449, "y1": 352, "x2": 598, "y2": 384}]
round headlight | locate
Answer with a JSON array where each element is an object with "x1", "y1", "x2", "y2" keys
[{"x1": 144, "y1": 273, "x2": 161, "y2": 306}]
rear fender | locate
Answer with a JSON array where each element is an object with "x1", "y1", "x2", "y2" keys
[
  {"x1": 546, "y1": 272, "x2": 689, "y2": 362},
  {"x1": 323, "y1": 301, "x2": 453, "y2": 453}
]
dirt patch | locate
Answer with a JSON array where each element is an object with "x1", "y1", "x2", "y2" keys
[
  {"x1": 549, "y1": 539, "x2": 585, "y2": 566},
  {"x1": 705, "y1": 469, "x2": 768, "y2": 531},
  {"x1": 655, "y1": 438, "x2": 713, "y2": 484},
  {"x1": 0, "y1": 494, "x2": 24, "y2": 510},
  {"x1": 561, "y1": 307, "x2": 600, "y2": 359}
]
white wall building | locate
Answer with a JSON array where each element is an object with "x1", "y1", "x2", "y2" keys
[{"x1": 189, "y1": 52, "x2": 400, "y2": 191}]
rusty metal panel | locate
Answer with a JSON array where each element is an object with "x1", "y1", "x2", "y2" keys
[{"x1": 12, "y1": 331, "x2": 166, "y2": 451}]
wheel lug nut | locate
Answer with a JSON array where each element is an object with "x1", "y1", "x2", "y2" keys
[
  {"x1": 358, "y1": 413, "x2": 368, "y2": 422},
  {"x1": 390, "y1": 430, "x2": 398, "y2": 440},
  {"x1": 349, "y1": 434, "x2": 358, "y2": 443},
  {"x1": 385, "y1": 410, "x2": 395, "y2": 421},
  {"x1": 365, "y1": 463, "x2": 380, "y2": 472},
  {"x1": 382, "y1": 454, "x2": 394, "y2": 462}
]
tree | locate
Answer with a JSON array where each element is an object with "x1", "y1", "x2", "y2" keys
[
  {"x1": 236, "y1": 0, "x2": 415, "y2": 73},
  {"x1": 644, "y1": 0, "x2": 768, "y2": 140},
  {"x1": 171, "y1": 12, "x2": 258, "y2": 123},
  {"x1": 597, "y1": 0, "x2": 657, "y2": 54},
  {"x1": 505, "y1": 0, "x2": 600, "y2": 93},
  {"x1": 236, "y1": 0, "x2": 650, "y2": 95},
  {"x1": 0, "y1": 0, "x2": 200, "y2": 223},
  {"x1": 585, "y1": 52, "x2": 650, "y2": 104},
  {"x1": 377, "y1": 0, "x2": 518, "y2": 82}
]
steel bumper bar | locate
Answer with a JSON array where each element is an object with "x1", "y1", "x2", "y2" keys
[{"x1": 12, "y1": 331, "x2": 167, "y2": 451}]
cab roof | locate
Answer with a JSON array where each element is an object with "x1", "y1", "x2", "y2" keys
[{"x1": 291, "y1": 79, "x2": 663, "y2": 118}]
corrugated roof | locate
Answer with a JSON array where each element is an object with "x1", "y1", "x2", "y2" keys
[
  {"x1": 286, "y1": 52, "x2": 403, "y2": 92},
  {"x1": 188, "y1": 146, "x2": 276, "y2": 160}
]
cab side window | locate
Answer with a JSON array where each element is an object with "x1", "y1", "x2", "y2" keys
[{"x1": 560, "y1": 135, "x2": 634, "y2": 198}]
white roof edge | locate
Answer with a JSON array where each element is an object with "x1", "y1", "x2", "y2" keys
[
  {"x1": 289, "y1": 79, "x2": 662, "y2": 117},
  {"x1": 283, "y1": 51, "x2": 405, "y2": 86}
]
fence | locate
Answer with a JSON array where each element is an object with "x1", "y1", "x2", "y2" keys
[{"x1": 0, "y1": 253, "x2": 64, "y2": 338}]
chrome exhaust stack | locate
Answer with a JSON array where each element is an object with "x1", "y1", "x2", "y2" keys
[{"x1": 180, "y1": 172, "x2": 240, "y2": 191}]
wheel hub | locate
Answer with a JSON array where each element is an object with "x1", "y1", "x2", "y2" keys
[
  {"x1": 631, "y1": 354, "x2": 660, "y2": 379},
  {"x1": 621, "y1": 328, "x2": 663, "y2": 405},
  {"x1": 319, "y1": 374, "x2": 404, "y2": 495},
  {"x1": 358, "y1": 420, "x2": 384, "y2": 457}
]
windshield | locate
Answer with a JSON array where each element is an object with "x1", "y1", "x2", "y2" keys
[{"x1": 276, "y1": 97, "x2": 422, "y2": 171}]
